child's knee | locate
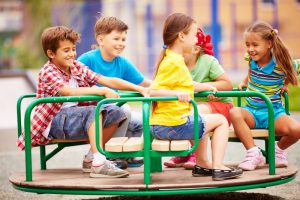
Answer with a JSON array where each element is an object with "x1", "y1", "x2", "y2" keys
[
  {"x1": 214, "y1": 113, "x2": 228, "y2": 127},
  {"x1": 121, "y1": 104, "x2": 132, "y2": 118},
  {"x1": 229, "y1": 107, "x2": 242, "y2": 121}
]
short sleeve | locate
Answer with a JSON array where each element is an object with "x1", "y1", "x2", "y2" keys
[
  {"x1": 41, "y1": 68, "x2": 66, "y2": 96},
  {"x1": 209, "y1": 57, "x2": 225, "y2": 80},
  {"x1": 77, "y1": 53, "x2": 92, "y2": 69},
  {"x1": 74, "y1": 61, "x2": 101, "y2": 86},
  {"x1": 151, "y1": 64, "x2": 178, "y2": 90},
  {"x1": 122, "y1": 58, "x2": 144, "y2": 85}
]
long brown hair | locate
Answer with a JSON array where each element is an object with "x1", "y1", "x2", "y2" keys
[
  {"x1": 152, "y1": 13, "x2": 195, "y2": 112},
  {"x1": 245, "y1": 21, "x2": 298, "y2": 86},
  {"x1": 153, "y1": 13, "x2": 195, "y2": 78}
]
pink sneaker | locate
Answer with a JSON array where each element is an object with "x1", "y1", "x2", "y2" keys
[
  {"x1": 164, "y1": 156, "x2": 189, "y2": 168},
  {"x1": 238, "y1": 150, "x2": 265, "y2": 171},
  {"x1": 183, "y1": 153, "x2": 196, "y2": 170},
  {"x1": 275, "y1": 144, "x2": 288, "y2": 168}
]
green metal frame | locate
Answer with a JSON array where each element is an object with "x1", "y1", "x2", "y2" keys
[{"x1": 14, "y1": 90, "x2": 295, "y2": 195}]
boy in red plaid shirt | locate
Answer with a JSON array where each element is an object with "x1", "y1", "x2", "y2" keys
[{"x1": 17, "y1": 26, "x2": 148, "y2": 178}]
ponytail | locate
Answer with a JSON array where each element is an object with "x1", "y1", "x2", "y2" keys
[{"x1": 272, "y1": 34, "x2": 298, "y2": 85}]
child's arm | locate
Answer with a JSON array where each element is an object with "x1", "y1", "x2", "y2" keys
[
  {"x1": 98, "y1": 76, "x2": 149, "y2": 97},
  {"x1": 58, "y1": 86, "x2": 119, "y2": 98},
  {"x1": 194, "y1": 82, "x2": 217, "y2": 93},
  {"x1": 238, "y1": 76, "x2": 248, "y2": 90},
  {"x1": 203, "y1": 74, "x2": 233, "y2": 91},
  {"x1": 150, "y1": 89, "x2": 191, "y2": 102}
]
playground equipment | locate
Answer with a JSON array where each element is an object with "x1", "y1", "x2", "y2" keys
[{"x1": 10, "y1": 91, "x2": 297, "y2": 196}]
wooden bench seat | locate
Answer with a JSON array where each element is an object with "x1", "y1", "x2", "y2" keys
[{"x1": 104, "y1": 128, "x2": 269, "y2": 152}]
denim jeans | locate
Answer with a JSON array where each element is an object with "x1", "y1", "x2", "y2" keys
[
  {"x1": 48, "y1": 104, "x2": 126, "y2": 140},
  {"x1": 150, "y1": 115, "x2": 206, "y2": 140},
  {"x1": 112, "y1": 104, "x2": 143, "y2": 138}
]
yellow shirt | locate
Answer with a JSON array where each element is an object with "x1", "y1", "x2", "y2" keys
[{"x1": 150, "y1": 49, "x2": 194, "y2": 126}]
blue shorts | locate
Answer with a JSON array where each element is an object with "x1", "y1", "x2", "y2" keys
[
  {"x1": 242, "y1": 104, "x2": 286, "y2": 129},
  {"x1": 48, "y1": 104, "x2": 126, "y2": 140},
  {"x1": 150, "y1": 115, "x2": 206, "y2": 140}
]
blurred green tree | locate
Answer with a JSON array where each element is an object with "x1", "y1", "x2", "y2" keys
[{"x1": 16, "y1": 0, "x2": 55, "y2": 69}]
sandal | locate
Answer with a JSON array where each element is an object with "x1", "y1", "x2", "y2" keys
[
  {"x1": 212, "y1": 167, "x2": 243, "y2": 181},
  {"x1": 192, "y1": 165, "x2": 213, "y2": 177}
]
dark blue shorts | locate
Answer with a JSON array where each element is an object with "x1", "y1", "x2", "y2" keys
[
  {"x1": 150, "y1": 115, "x2": 206, "y2": 140},
  {"x1": 48, "y1": 104, "x2": 126, "y2": 140}
]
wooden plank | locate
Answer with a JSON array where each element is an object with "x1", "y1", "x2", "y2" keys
[
  {"x1": 105, "y1": 137, "x2": 128, "y2": 152},
  {"x1": 123, "y1": 137, "x2": 143, "y2": 152},
  {"x1": 152, "y1": 139, "x2": 170, "y2": 151},
  {"x1": 170, "y1": 140, "x2": 190, "y2": 151},
  {"x1": 50, "y1": 139, "x2": 88, "y2": 143},
  {"x1": 229, "y1": 128, "x2": 268, "y2": 138}
]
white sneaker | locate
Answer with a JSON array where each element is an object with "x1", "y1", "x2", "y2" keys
[{"x1": 238, "y1": 149, "x2": 265, "y2": 171}]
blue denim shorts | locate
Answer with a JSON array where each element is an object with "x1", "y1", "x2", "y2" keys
[
  {"x1": 242, "y1": 104, "x2": 286, "y2": 129},
  {"x1": 150, "y1": 115, "x2": 206, "y2": 140},
  {"x1": 48, "y1": 104, "x2": 126, "y2": 140}
]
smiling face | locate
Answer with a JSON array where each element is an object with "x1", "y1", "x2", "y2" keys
[
  {"x1": 97, "y1": 30, "x2": 127, "y2": 61},
  {"x1": 244, "y1": 32, "x2": 272, "y2": 67},
  {"x1": 47, "y1": 40, "x2": 76, "y2": 72}
]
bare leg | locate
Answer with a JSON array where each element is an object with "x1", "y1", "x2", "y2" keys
[
  {"x1": 229, "y1": 107, "x2": 256, "y2": 150},
  {"x1": 275, "y1": 115, "x2": 300, "y2": 150},
  {"x1": 88, "y1": 114, "x2": 118, "y2": 153},
  {"x1": 196, "y1": 114, "x2": 229, "y2": 170},
  {"x1": 195, "y1": 103, "x2": 213, "y2": 168}
]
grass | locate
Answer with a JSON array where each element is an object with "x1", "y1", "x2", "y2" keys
[{"x1": 287, "y1": 85, "x2": 300, "y2": 111}]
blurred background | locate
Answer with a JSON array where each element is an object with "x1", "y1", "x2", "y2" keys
[{"x1": 1, "y1": 0, "x2": 300, "y2": 73}]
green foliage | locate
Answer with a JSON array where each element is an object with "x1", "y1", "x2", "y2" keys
[
  {"x1": 16, "y1": 0, "x2": 55, "y2": 69},
  {"x1": 288, "y1": 85, "x2": 300, "y2": 111}
]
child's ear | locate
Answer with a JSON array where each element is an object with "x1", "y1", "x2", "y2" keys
[
  {"x1": 178, "y1": 32, "x2": 185, "y2": 42},
  {"x1": 194, "y1": 46, "x2": 201, "y2": 54},
  {"x1": 46, "y1": 50, "x2": 55, "y2": 59},
  {"x1": 96, "y1": 35, "x2": 104, "y2": 46},
  {"x1": 268, "y1": 40, "x2": 273, "y2": 49}
]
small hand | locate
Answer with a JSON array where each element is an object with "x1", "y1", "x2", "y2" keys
[
  {"x1": 238, "y1": 82, "x2": 247, "y2": 91},
  {"x1": 206, "y1": 86, "x2": 219, "y2": 101},
  {"x1": 104, "y1": 88, "x2": 119, "y2": 98},
  {"x1": 280, "y1": 85, "x2": 289, "y2": 96},
  {"x1": 140, "y1": 87, "x2": 150, "y2": 97},
  {"x1": 176, "y1": 91, "x2": 191, "y2": 102},
  {"x1": 207, "y1": 95, "x2": 221, "y2": 101}
]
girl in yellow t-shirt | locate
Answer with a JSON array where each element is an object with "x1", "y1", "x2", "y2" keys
[{"x1": 149, "y1": 13, "x2": 242, "y2": 181}]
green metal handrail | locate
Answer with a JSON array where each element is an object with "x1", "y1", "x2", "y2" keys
[
  {"x1": 21, "y1": 90, "x2": 276, "y2": 182},
  {"x1": 94, "y1": 97, "x2": 199, "y2": 185}
]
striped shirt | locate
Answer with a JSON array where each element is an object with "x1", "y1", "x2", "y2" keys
[{"x1": 246, "y1": 58, "x2": 300, "y2": 108}]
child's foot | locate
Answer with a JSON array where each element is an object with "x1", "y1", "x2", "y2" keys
[
  {"x1": 212, "y1": 167, "x2": 243, "y2": 181},
  {"x1": 275, "y1": 143, "x2": 288, "y2": 168},
  {"x1": 127, "y1": 157, "x2": 144, "y2": 167},
  {"x1": 82, "y1": 156, "x2": 92, "y2": 173},
  {"x1": 183, "y1": 153, "x2": 196, "y2": 170},
  {"x1": 192, "y1": 165, "x2": 213, "y2": 177},
  {"x1": 90, "y1": 160, "x2": 129, "y2": 178},
  {"x1": 238, "y1": 148, "x2": 265, "y2": 171},
  {"x1": 164, "y1": 156, "x2": 189, "y2": 168}
]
